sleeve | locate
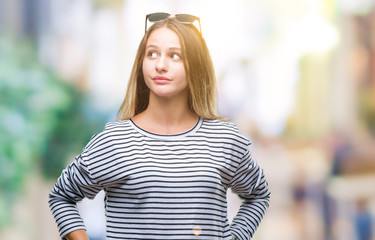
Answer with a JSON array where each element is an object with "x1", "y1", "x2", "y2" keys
[
  {"x1": 48, "y1": 148, "x2": 104, "y2": 239},
  {"x1": 229, "y1": 148, "x2": 271, "y2": 240}
]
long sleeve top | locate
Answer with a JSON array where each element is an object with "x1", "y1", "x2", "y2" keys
[{"x1": 49, "y1": 118, "x2": 270, "y2": 240}]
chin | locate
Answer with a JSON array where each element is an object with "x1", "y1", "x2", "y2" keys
[{"x1": 151, "y1": 90, "x2": 185, "y2": 99}]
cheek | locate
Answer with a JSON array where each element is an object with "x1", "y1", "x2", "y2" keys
[
  {"x1": 142, "y1": 60, "x2": 152, "y2": 88},
  {"x1": 142, "y1": 59, "x2": 149, "y2": 76},
  {"x1": 143, "y1": 57, "x2": 156, "y2": 76}
]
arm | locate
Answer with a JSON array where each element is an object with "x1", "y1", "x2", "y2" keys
[
  {"x1": 65, "y1": 229, "x2": 90, "y2": 240},
  {"x1": 229, "y1": 149, "x2": 271, "y2": 240},
  {"x1": 49, "y1": 152, "x2": 103, "y2": 239}
]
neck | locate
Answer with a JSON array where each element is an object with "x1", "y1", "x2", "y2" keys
[{"x1": 132, "y1": 92, "x2": 198, "y2": 135}]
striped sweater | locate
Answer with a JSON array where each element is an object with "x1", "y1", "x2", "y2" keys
[{"x1": 49, "y1": 118, "x2": 270, "y2": 240}]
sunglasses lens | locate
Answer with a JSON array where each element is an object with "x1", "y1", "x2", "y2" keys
[
  {"x1": 148, "y1": 13, "x2": 170, "y2": 22},
  {"x1": 145, "y1": 13, "x2": 201, "y2": 34},
  {"x1": 175, "y1": 14, "x2": 197, "y2": 23}
]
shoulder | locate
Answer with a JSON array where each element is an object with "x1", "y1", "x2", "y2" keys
[
  {"x1": 202, "y1": 118, "x2": 240, "y2": 131},
  {"x1": 104, "y1": 120, "x2": 131, "y2": 131},
  {"x1": 201, "y1": 118, "x2": 251, "y2": 146},
  {"x1": 202, "y1": 118, "x2": 246, "y2": 136},
  {"x1": 84, "y1": 120, "x2": 135, "y2": 150}
]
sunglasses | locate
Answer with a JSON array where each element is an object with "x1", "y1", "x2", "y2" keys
[{"x1": 145, "y1": 12, "x2": 202, "y2": 34}]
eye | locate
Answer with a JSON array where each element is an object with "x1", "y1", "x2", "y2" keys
[
  {"x1": 171, "y1": 53, "x2": 182, "y2": 60},
  {"x1": 147, "y1": 51, "x2": 158, "y2": 58}
]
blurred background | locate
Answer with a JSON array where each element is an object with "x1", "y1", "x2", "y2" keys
[{"x1": 1, "y1": 0, "x2": 375, "y2": 239}]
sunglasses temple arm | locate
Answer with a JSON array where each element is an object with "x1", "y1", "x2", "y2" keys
[{"x1": 145, "y1": 15, "x2": 148, "y2": 33}]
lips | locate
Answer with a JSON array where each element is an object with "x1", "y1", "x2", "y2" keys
[
  {"x1": 153, "y1": 76, "x2": 170, "y2": 80},
  {"x1": 153, "y1": 76, "x2": 171, "y2": 84}
]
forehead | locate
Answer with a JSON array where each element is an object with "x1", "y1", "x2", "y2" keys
[{"x1": 146, "y1": 27, "x2": 181, "y2": 48}]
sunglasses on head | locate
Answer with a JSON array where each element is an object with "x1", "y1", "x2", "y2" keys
[{"x1": 145, "y1": 12, "x2": 202, "y2": 34}]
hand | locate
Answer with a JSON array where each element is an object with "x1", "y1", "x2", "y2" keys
[{"x1": 232, "y1": 234, "x2": 239, "y2": 240}]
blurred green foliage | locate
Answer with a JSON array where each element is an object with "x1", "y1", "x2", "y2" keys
[{"x1": 0, "y1": 37, "x2": 105, "y2": 229}]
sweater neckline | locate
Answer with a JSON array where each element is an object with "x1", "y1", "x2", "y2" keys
[{"x1": 128, "y1": 117, "x2": 203, "y2": 140}]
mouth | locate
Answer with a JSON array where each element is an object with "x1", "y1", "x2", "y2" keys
[
  {"x1": 153, "y1": 76, "x2": 171, "y2": 84},
  {"x1": 153, "y1": 76, "x2": 170, "y2": 80}
]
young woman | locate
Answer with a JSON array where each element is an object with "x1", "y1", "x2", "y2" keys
[{"x1": 49, "y1": 13, "x2": 270, "y2": 240}]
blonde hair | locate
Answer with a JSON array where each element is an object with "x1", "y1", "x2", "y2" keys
[{"x1": 116, "y1": 18, "x2": 221, "y2": 121}]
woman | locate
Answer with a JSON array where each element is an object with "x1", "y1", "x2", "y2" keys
[{"x1": 49, "y1": 13, "x2": 270, "y2": 240}]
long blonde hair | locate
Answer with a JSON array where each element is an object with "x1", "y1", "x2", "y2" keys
[{"x1": 116, "y1": 18, "x2": 221, "y2": 121}]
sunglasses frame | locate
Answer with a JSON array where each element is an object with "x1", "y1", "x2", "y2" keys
[{"x1": 145, "y1": 12, "x2": 202, "y2": 34}]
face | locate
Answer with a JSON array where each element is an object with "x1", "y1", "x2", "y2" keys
[{"x1": 142, "y1": 27, "x2": 188, "y2": 99}]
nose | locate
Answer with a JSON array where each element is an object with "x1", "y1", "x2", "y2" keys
[{"x1": 155, "y1": 55, "x2": 168, "y2": 73}]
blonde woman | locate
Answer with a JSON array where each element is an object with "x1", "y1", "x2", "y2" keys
[{"x1": 49, "y1": 13, "x2": 270, "y2": 240}]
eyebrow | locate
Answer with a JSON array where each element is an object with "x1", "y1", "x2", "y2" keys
[{"x1": 146, "y1": 45, "x2": 181, "y2": 52}]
